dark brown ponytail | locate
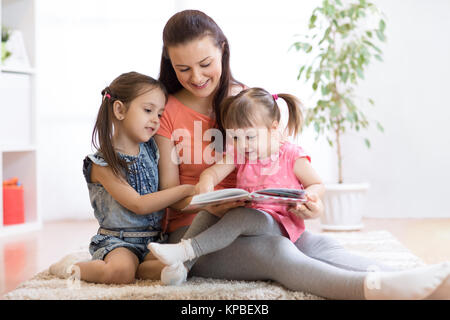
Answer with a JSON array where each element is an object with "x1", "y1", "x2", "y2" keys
[{"x1": 277, "y1": 93, "x2": 304, "y2": 138}]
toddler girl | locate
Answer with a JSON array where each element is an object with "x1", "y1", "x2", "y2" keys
[
  {"x1": 148, "y1": 88, "x2": 450, "y2": 301},
  {"x1": 148, "y1": 87, "x2": 328, "y2": 284},
  {"x1": 49, "y1": 72, "x2": 195, "y2": 284}
]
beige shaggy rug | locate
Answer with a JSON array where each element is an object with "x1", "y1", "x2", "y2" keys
[{"x1": 4, "y1": 231, "x2": 424, "y2": 300}]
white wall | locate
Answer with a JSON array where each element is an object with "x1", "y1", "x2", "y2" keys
[
  {"x1": 35, "y1": 0, "x2": 176, "y2": 220},
  {"x1": 35, "y1": 0, "x2": 450, "y2": 220},
  {"x1": 340, "y1": 0, "x2": 450, "y2": 218}
]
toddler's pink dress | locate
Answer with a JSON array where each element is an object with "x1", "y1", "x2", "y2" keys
[{"x1": 233, "y1": 141, "x2": 311, "y2": 242}]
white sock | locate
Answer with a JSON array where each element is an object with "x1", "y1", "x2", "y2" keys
[
  {"x1": 49, "y1": 254, "x2": 85, "y2": 279},
  {"x1": 426, "y1": 266, "x2": 450, "y2": 300},
  {"x1": 160, "y1": 262, "x2": 188, "y2": 286},
  {"x1": 364, "y1": 262, "x2": 450, "y2": 300},
  {"x1": 148, "y1": 239, "x2": 196, "y2": 265}
]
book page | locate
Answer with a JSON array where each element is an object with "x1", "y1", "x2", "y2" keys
[
  {"x1": 182, "y1": 188, "x2": 307, "y2": 212},
  {"x1": 190, "y1": 188, "x2": 250, "y2": 205},
  {"x1": 253, "y1": 188, "x2": 306, "y2": 199}
]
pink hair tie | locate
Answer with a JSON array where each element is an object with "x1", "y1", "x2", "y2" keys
[
  {"x1": 272, "y1": 94, "x2": 278, "y2": 101},
  {"x1": 103, "y1": 93, "x2": 111, "y2": 101}
]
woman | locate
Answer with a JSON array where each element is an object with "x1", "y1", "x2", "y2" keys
[{"x1": 153, "y1": 10, "x2": 450, "y2": 300}]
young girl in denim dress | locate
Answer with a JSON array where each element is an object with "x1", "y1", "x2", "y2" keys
[{"x1": 49, "y1": 72, "x2": 195, "y2": 284}]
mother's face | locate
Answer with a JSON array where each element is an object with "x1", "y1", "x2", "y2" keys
[{"x1": 167, "y1": 36, "x2": 223, "y2": 99}]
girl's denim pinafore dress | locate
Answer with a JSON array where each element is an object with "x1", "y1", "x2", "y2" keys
[{"x1": 82, "y1": 138, "x2": 166, "y2": 262}]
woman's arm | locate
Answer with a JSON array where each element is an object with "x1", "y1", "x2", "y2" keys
[
  {"x1": 289, "y1": 157, "x2": 325, "y2": 219},
  {"x1": 91, "y1": 163, "x2": 195, "y2": 215}
]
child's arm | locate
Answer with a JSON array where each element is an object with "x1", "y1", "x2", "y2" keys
[
  {"x1": 154, "y1": 135, "x2": 240, "y2": 215},
  {"x1": 91, "y1": 163, "x2": 196, "y2": 215},
  {"x1": 289, "y1": 158, "x2": 325, "y2": 219},
  {"x1": 196, "y1": 157, "x2": 236, "y2": 194},
  {"x1": 166, "y1": 160, "x2": 238, "y2": 214},
  {"x1": 194, "y1": 161, "x2": 243, "y2": 217}
]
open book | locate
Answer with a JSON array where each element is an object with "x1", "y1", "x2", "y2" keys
[{"x1": 182, "y1": 188, "x2": 307, "y2": 211}]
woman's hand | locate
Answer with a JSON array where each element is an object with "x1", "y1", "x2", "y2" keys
[
  {"x1": 288, "y1": 192, "x2": 323, "y2": 220},
  {"x1": 204, "y1": 200, "x2": 247, "y2": 218}
]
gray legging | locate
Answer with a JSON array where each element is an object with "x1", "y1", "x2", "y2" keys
[{"x1": 168, "y1": 207, "x2": 397, "y2": 300}]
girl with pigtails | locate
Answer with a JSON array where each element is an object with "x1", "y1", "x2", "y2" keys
[{"x1": 149, "y1": 87, "x2": 325, "y2": 284}]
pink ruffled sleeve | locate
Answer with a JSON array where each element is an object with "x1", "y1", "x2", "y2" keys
[{"x1": 289, "y1": 143, "x2": 311, "y2": 166}]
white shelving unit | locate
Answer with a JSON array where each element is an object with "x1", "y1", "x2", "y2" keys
[{"x1": 1, "y1": 0, "x2": 41, "y2": 236}]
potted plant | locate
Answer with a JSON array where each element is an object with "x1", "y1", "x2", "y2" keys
[
  {"x1": 291, "y1": 0, "x2": 386, "y2": 230},
  {"x1": 1, "y1": 25, "x2": 12, "y2": 63}
]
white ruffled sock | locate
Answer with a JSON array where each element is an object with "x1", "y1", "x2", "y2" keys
[
  {"x1": 148, "y1": 239, "x2": 196, "y2": 266},
  {"x1": 160, "y1": 262, "x2": 188, "y2": 286},
  {"x1": 49, "y1": 254, "x2": 86, "y2": 279},
  {"x1": 426, "y1": 270, "x2": 450, "y2": 300},
  {"x1": 364, "y1": 262, "x2": 450, "y2": 300}
]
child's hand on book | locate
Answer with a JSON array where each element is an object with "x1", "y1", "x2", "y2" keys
[{"x1": 288, "y1": 192, "x2": 323, "y2": 220}]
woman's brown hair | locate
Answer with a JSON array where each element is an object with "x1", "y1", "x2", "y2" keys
[
  {"x1": 220, "y1": 87, "x2": 304, "y2": 138},
  {"x1": 92, "y1": 71, "x2": 167, "y2": 179},
  {"x1": 159, "y1": 10, "x2": 242, "y2": 144}
]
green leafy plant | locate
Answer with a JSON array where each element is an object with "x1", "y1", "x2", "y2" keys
[
  {"x1": 292, "y1": 0, "x2": 386, "y2": 183},
  {"x1": 1, "y1": 25, "x2": 12, "y2": 63}
]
